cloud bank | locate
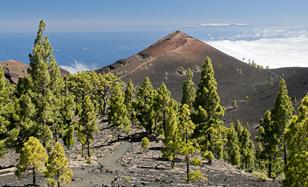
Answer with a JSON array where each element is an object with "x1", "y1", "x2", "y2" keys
[
  {"x1": 185, "y1": 23, "x2": 248, "y2": 28},
  {"x1": 61, "y1": 60, "x2": 95, "y2": 74},
  {"x1": 208, "y1": 37, "x2": 308, "y2": 68}
]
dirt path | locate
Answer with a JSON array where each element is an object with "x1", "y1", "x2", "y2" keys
[
  {"x1": 0, "y1": 141, "x2": 132, "y2": 187},
  {"x1": 98, "y1": 141, "x2": 131, "y2": 171},
  {"x1": 68, "y1": 141, "x2": 132, "y2": 187}
]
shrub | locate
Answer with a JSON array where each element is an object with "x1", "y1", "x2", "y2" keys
[
  {"x1": 189, "y1": 169, "x2": 207, "y2": 182},
  {"x1": 203, "y1": 151, "x2": 214, "y2": 161},
  {"x1": 190, "y1": 157, "x2": 202, "y2": 166},
  {"x1": 253, "y1": 171, "x2": 268, "y2": 181},
  {"x1": 141, "y1": 137, "x2": 150, "y2": 149}
]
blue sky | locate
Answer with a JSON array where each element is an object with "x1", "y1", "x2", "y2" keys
[{"x1": 1, "y1": 0, "x2": 308, "y2": 32}]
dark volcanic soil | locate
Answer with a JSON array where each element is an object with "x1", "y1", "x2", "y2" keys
[{"x1": 0, "y1": 121, "x2": 281, "y2": 187}]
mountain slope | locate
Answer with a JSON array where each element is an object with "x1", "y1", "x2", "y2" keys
[
  {"x1": 96, "y1": 31, "x2": 308, "y2": 131},
  {"x1": 0, "y1": 60, "x2": 69, "y2": 84}
]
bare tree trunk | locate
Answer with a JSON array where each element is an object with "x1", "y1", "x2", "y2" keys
[
  {"x1": 283, "y1": 139, "x2": 287, "y2": 174},
  {"x1": 32, "y1": 167, "x2": 36, "y2": 186},
  {"x1": 186, "y1": 156, "x2": 190, "y2": 182},
  {"x1": 208, "y1": 133, "x2": 212, "y2": 165},
  {"x1": 268, "y1": 156, "x2": 272, "y2": 178},
  {"x1": 87, "y1": 136, "x2": 90, "y2": 158},
  {"x1": 186, "y1": 127, "x2": 190, "y2": 182},
  {"x1": 57, "y1": 170, "x2": 60, "y2": 187}
]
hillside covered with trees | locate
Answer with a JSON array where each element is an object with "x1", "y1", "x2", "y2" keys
[{"x1": 0, "y1": 21, "x2": 307, "y2": 187}]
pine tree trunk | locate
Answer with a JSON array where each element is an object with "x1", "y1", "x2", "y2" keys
[
  {"x1": 208, "y1": 133, "x2": 213, "y2": 165},
  {"x1": 283, "y1": 139, "x2": 287, "y2": 174},
  {"x1": 32, "y1": 167, "x2": 36, "y2": 186},
  {"x1": 268, "y1": 156, "x2": 272, "y2": 178},
  {"x1": 171, "y1": 160, "x2": 175, "y2": 169},
  {"x1": 57, "y1": 170, "x2": 60, "y2": 187},
  {"x1": 186, "y1": 156, "x2": 190, "y2": 182},
  {"x1": 87, "y1": 136, "x2": 90, "y2": 158},
  {"x1": 186, "y1": 128, "x2": 190, "y2": 182}
]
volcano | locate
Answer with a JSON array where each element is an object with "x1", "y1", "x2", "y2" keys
[
  {"x1": 96, "y1": 31, "x2": 308, "y2": 131},
  {"x1": 0, "y1": 60, "x2": 69, "y2": 84}
]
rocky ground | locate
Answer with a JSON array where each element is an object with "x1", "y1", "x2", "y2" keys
[{"x1": 0, "y1": 121, "x2": 281, "y2": 187}]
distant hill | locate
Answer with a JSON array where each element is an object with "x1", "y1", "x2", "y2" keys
[
  {"x1": 0, "y1": 60, "x2": 69, "y2": 84},
  {"x1": 96, "y1": 31, "x2": 308, "y2": 133}
]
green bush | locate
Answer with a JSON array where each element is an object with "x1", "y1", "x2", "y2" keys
[
  {"x1": 190, "y1": 157, "x2": 202, "y2": 166},
  {"x1": 189, "y1": 169, "x2": 207, "y2": 182},
  {"x1": 252, "y1": 171, "x2": 268, "y2": 181},
  {"x1": 203, "y1": 150, "x2": 214, "y2": 161},
  {"x1": 141, "y1": 137, "x2": 150, "y2": 149}
]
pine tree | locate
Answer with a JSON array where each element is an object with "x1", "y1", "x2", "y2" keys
[
  {"x1": 78, "y1": 96, "x2": 97, "y2": 158},
  {"x1": 124, "y1": 80, "x2": 136, "y2": 126},
  {"x1": 181, "y1": 69, "x2": 196, "y2": 108},
  {"x1": 0, "y1": 67, "x2": 15, "y2": 152},
  {"x1": 163, "y1": 102, "x2": 180, "y2": 169},
  {"x1": 235, "y1": 121, "x2": 255, "y2": 169},
  {"x1": 61, "y1": 94, "x2": 76, "y2": 147},
  {"x1": 16, "y1": 137, "x2": 48, "y2": 186},
  {"x1": 157, "y1": 83, "x2": 173, "y2": 136},
  {"x1": 14, "y1": 93, "x2": 37, "y2": 151},
  {"x1": 137, "y1": 77, "x2": 157, "y2": 134},
  {"x1": 46, "y1": 142, "x2": 73, "y2": 187},
  {"x1": 226, "y1": 123, "x2": 241, "y2": 167},
  {"x1": 193, "y1": 57, "x2": 225, "y2": 163},
  {"x1": 109, "y1": 82, "x2": 131, "y2": 140},
  {"x1": 178, "y1": 104, "x2": 196, "y2": 182},
  {"x1": 271, "y1": 79, "x2": 294, "y2": 171},
  {"x1": 256, "y1": 110, "x2": 279, "y2": 178},
  {"x1": 284, "y1": 95, "x2": 308, "y2": 186}
]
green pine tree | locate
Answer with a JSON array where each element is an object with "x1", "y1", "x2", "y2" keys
[
  {"x1": 124, "y1": 80, "x2": 136, "y2": 126},
  {"x1": 226, "y1": 123, "x2": 241, "y2": 167},
  {"x1": 235, "y1": 121, "x2": 255, "y2": 170},
  {"x1": 193, "y1": 57, "x2": 225, "y2": 164},
  {"x1": 181, "y1": 69, "x2": 196, "y2": 108},
  {"x1": 137, "y1": 77, "x2": 157, "y2": 134},
  {"x1": 77, "y1": 96, "x2": 97, "y2": 159},
  {"x1": 271, "y1": 79, "x2": 294, "y2": 172},
  {"x1": 256, "y1": 110, "x2": 279, "y2": 178},
  {"x1": 284, "y1": 95, "x2": 308, "y2": 186},
  {"x1": 46, "y1": 142, "x2": 73, "y2": 187},
  {"x1": 109, "y1": 82, "x2": 131, "y2": 140},
  {"x1": 16, "y1": 137, "x2": 48, "y2": 186},
  {"x1": 163, "y1": 102, "x2": 180, "y2": 169},
  {"x1": 0, "y1": 67, "x2": 15, "y2": 154},
  {"x1": 157, "y1": 83, "x2": 174, "y2": 136},
  {"x1": 178, "y1": 104, "x2": 196, "y2": 182}
]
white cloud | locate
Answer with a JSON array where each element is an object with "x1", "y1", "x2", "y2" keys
[
  {"x1": 60, "y1": 60, "x2": 94, "y2": 74},
  {"x1": 185, "y1": 23, "x2": 248, "y2": 28},
  {"x1": 207, "y1": 37, "x2": 308, "y2": 68}
]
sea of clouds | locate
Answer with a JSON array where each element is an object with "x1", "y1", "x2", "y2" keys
[
  {"x1": 60, "y1": 60, "x2": 95, "y2": 74},
  {"x1": 195, "y1": 24, "x2": 308, "y2": 69}
]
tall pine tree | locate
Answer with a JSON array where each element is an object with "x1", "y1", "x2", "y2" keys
[
  {"x1": 137, "y1": 77, "x2": 157, "y2": 134},
  {"x1": 178, "y1": 104, "x2": 196, "y2": 182},
  {"x1": 124, "y1": 80, "x2": 136, "y2": 126},
  {"x1": 271, "y1": 79, "x2": 294, "y2": 171},
  {"x1": 193, "y1": 57, "x2": 225, "y2": 163},
  {"x1": 284, "y1": 95, "x2": 307, "y2": 186},
  {"x1": 109, "y1": 81, "x2": 131, "y2": 140},
  {"x1": 181, "y1": 69, "x2": 196, "y2": 108},
  {"x1": 46, "y1": 142, "x2": 73, "y2": 187},
  {"x1": 77, "y1": 96, "x2": 97, "y2": 159},
  {"x1": 16, "y1": 137, "x2": 48, "y2": 186},
  {"x1": 256, "y1": 110, "x2": 279, "y2": 178}
]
